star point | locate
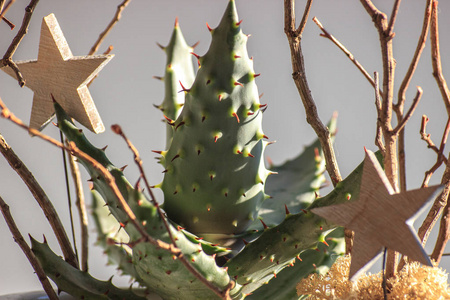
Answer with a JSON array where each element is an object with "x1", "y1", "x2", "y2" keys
[
  {"x1": 312, "y1": 149, "x2": 441, "y2": 280},
  {"x1": 2, "y1": 13, "x2": 113, "y2": 133}
]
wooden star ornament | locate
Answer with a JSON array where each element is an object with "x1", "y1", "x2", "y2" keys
[
  {"x1": 311, "y1": 149, "x2": 442, "y2": 280},
  {"x1": 2, "y1": 13, "x2": 113, "y2": 133}
]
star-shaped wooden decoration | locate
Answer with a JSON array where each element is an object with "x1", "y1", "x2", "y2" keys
[
  {"x1": 2, "y1": 13, "x2": 113, "y2": 133},
  {"x1": 311, "y1": 149, "x2": 441, "y2": 280}
]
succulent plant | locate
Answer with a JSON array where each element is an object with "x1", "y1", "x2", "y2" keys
[{"x1": 25, "y1": 1, "x2": 385, "y2": 299}]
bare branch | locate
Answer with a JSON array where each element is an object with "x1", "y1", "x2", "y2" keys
[
  {"x1": 110, "y1": 124, "x2": 177, "y2": 245},
  {"x1": 393, "y1": 0, "x2": 432, "y2": 192},
  {"x1": 430, "y1": 1, "x2": 450, "y2": 113},
  {"x1": 296, "y1": 0, "x2": 313, "y2": 37},
  {"x1": 415, "y1": 1, "x2": 450, "y2": 262},
  {"x1": 88, "y1": 0, "x2": 132, "y2": 55},
  {"x1": 431, "y1": 196, "x2": 450, "y2": 263},
  {"x1": 395, "y1": 0, "x2": 432, "y2": 113},
  {"x1": 374, "y1": 72, "x2": 385, "y2": 155},
  {"x1": 393, "y1": 86, "x2": 423, "y2": 135},
  {"x1": 0, "y1": 132, "x2": 78, "y2": 269},
  {"x1": 361, "y1": 0, "x2": 398, "y2": 280},
  {"x1": 68, "y1": 153, "x2": 89, "y2": 272},
  {"x1": 0, "y1": 98, "x2": 232, "y2": 300},
  {"x1": 0, "y1": 196, "x2": 58, "y2": 300},
  {"x1": 387, "y1": 0, "x2": 402, "y2": 37},
  {"x1": 0, "y1": 0, "x2": 16, "y2": 30},
  {"x1": 420, "y1": 116, "x2": 442, "y2": 157},
  {"x1": 0, "y1": 0, "x2": 39, "y2": 86},
  {"x1": 419, "y1": 155, "x2": 450, "y2": 241},
  {"x1": 313, "y1": 16, "x2": 381, "y2": 94},
  {"x1": 107, "y1": 125, "x2": 237, "y2": 299},
  {"x1": 284, "y1": 0, "x2": 342, "y2": 186}
]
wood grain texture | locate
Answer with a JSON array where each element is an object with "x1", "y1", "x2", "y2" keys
[
  {"x1": 2, "y1": 13, "x2": 113, "y2": 133},
  {"x1": 312, "y1": 149, "x2": 441, "y2": 280}
]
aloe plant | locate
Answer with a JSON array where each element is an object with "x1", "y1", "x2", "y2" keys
[{"x1": 2, "y1": 1, "x2": 389, "y2": 299}]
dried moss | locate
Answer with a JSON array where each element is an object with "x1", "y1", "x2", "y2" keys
[{"x1": 297, "y1": 255, "x2": 450, "y2": 299}]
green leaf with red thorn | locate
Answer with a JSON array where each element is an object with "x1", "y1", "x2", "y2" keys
[
  {"x1": 155, "y1": 18, "x2": 196, "y2": 148},
  {"x1": 245, "y1": 228, "x2": 345, "y2": 300},
  {"x1": 91, "y1": 189, "x2": 145, "y2": 284},
  {"x1": 55, "y1": 100, "x2": 243, "y2": 300},
  {"x1": 160, "y1": 0, "x2": 272, "y2": 246},
  {"x1": 245, "y1": 114, "x2": 337, "y2": 236},
  {"x1": 224, "y1": 152, "x2": 383, "y2": 295},
  {"x1": 31, "y1": 237, "x2": 148, "y2": 300}
]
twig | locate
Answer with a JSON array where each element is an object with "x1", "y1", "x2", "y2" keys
[
  {"x1": 360, "y1": 0, "x2": 398, "y2": 279},
  {"x1": 312, "y1": 16, "x2": 380, "y2": 93},
  {"x1": 387, "y1": 0, "x2": 402, "y2": 37},
  {"x1": 0, "y1": 196, "x2": 58, "y2": 300},
  {"x1": 0, "y1": 132, "x2": 78, "y2": 269},
  {"x1": 111, "y1": 124, "x2": 177, "y2": 245},
  {"x1": 393, "y1": 86, "x2": 423, "y2": 135},
  {"x1": 426, "y1": 0, "x2": 450, "y2": 263},
  {"x1": 60, "y1": 132, "x2": 79, "y2": 266},
  {"x1": 430, "y1": 1, "x2": 450, "y2": 113},
  {"x1": 69, "y1": 140, "x2": 232, "y2": 299},
  {"x1": 417, "y1": 153, "x2": 450, "y2": 245},
  {"x1": 285, "y1": 0, "x2": 351, "y2": 256},
  {"x1": 66, "y1": 1, "x2": 132, "y2": 269},
  {"x1": 420, "y1": 115, "x2": 449, "y2": 166},
  {"x1": 1, "y1": 15, "x2": 14, "y2": 29},
  {"x1": 86, "y1": 46, "x2": 114, "y2": 88},
  {"x1": 394, "y1": 0, "x2": 432, "y2": 192},
  {"x1": 0, "y1": 0, "x2": 14, "y2": 16},
  {"x1": 417, "y1": 0, "x2": 450, "y2": 244},
  {"x1": 88, "y1": 0, "x2": 132, "y2": 55},
  {"x1": 407, "y1": 116, "x2": 450, "y2": 265},
  {"x1": 0, "y1": 0, "x2": 39, "y2": 86},
  {"x1": 431, "y1": 197, "x2": 450, "y2": 263},
  {"x1": 284, "y1": 0, "x2": 342, "y2": 186},
  {"x1": 0, "y1": 0, "x2": 16, "y2": 29},
  {"x1": 110, "y1": 124, "x2": 233, "y2": 299},
  {"x1": 394, "y1": 0, "x2": 432, "y2": 113},
  {"x1": 296, "y1": 0, "x2": 313, "y2": 37},
  {"x1": 0, "y1": 98, "x2": 232, "y2": 300},
  {"x1": 374, "y1": 72, "x2": 385, "y2": 155},
  {"x1": 68, "y1": 152, "x2": 89, "y2": 272},
  {"x1": 421, "y1": 117, "x2": 450, "y2": 190}
]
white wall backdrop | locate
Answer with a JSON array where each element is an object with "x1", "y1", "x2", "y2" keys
[{"x1": 1, "y1": 0, "x2": 450, "y2": 295}]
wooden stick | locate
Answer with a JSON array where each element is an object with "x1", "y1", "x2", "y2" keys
[{"x1": 0, "y1": 196, "x2": 58, "y2": 300}]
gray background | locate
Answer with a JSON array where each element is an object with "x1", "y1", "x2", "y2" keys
[{"x1": 1, "y1": 0, "x2": 450, "y2": 295}]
